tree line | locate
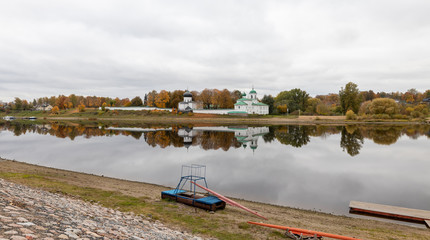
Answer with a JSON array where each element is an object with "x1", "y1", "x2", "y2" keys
[{"x1": 1, "y1": 83, "x2": 429, "y2": 117}]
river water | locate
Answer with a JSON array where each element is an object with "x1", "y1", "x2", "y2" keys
[{"x1": 0, "y1": 121, "x2": 429, "y2": 221}]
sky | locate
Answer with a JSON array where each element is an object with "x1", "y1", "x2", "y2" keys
[{"x1": 1, "y1": 0, "x2": 430, "y2": 102}]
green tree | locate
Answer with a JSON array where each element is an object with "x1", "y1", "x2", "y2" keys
[
  {"x1": 275, "y1": 88, "x2": 309, "y2": 113},
  {"x1": 14, "y1": 97, "x2": 23, "y2": 110},
  {"x1": 306, "y1": 98, "x2": 321, "y2": 115},
  {"x1": 131, "y1": 96, "x2": 143, "y2": 106},
  {"x1": 339, "y1": 82, "x2": 361, "y2": 114},
  {"x1": 261, "y1": 95, "x2": 275, "y2": 114}
]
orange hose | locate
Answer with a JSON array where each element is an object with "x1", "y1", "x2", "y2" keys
[
  {"x1": 248, "y1": 221, "x2": 361, "y2": 240},
  {"x1": 191, "y1": 181, "x2": 268, "y2": 220}
]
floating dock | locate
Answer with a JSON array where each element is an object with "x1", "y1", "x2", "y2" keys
[
  {"x1": 161, "y1": 189, "x2": 225, "y2": 211},
  {"x1": 349, "y1": 201, "x2": 430, "y2": 227},
  {"x1": 161, "y1": 164, "x2": 226, "y2": 211}
]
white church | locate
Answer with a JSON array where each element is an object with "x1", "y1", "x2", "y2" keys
[
  {"x1": 233, "y1": 88, "x2": 269, "y2": 115},
  {"x1": 178, "y1": 90, "x2": 197, "y2": 112},
  {"x1": 178, "y1": 88, "x2": 269, "y2": 115}
]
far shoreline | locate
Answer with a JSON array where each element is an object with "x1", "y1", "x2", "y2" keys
[{"x1": 2, "y1": 111, "x2": 430, "y2": 125}]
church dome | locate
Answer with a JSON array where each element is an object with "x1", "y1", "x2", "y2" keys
[
  {"x1": 249, "y1": 89, "x2": 257, "y2": 94},
  {"x1": 183, "y1": 91, "x2": 192, "y2": 97}
]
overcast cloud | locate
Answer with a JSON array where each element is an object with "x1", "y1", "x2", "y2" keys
[{"x1": 0, "y1": 0, "x2": 429, "y2": 101}]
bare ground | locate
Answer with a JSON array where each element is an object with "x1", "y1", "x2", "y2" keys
[{"x1": 0, "y1": 159, "x2": 429, "y2": 240}]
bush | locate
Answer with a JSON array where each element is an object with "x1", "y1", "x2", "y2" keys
[
  {"x1": 359, "y1": 100, "x2": 371, "y2": 115},
  {"x1": 404, "y1": 107, "x2": 414, "y2": 115},
  {"x1": 372, "y1": 114, "x2": 391, "y2": 119},
  {"x1": 187, "y1": 112, "x2": 194, "y2": 116},
  {"x1": 411, "y1": 111, "x2": 424, "y2": 118},
  {"x1": 369, "y1": 98, "x2": 399, "y2": 116},
  {"x1": 392, "y1": 114, "x2": 408, "y2": 119},
  {"x1": 345, "y1": 110, "x2": 357, "y2": 120}
]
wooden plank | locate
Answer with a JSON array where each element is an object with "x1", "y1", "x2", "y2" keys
[{"x1": 350, "y1": 201, "x2": 430, "y2": 222}]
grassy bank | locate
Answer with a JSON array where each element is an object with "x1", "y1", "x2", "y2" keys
[
  {"x1": 1, "y1": 108, "x2": 429, "y2": 125},
  {"x1": 0, "y1": 159, "x2": 429, "y2": 240}
]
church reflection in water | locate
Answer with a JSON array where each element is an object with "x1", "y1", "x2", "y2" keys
[
  {"x1": 178, "y1": 126, "x2": 269, "y2": 151},
  {"x1": 1, "y1": 121, "x2": 429, "y2": 156}
]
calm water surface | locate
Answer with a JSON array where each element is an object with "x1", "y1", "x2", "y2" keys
[{"x1": 0, "y1": 121, "x2": 429, "y2": 221}]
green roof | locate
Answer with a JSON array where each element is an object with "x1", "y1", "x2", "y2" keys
[
  {"x1": 250, "y1": 146, "x2": 257, "y2": 149},
  {"x1": 237, "y1": 98, "x2": 251, "y2": 101},
  {"x1": 228, "y1": 111, "x2": 248, "y2": 114},
  {"x1": 249, "y1": 89, "x2": 257, "y2": 94},
  {"x1": 234, "y1": 101, "x2": 247, "y2": 106},
  {"x1": 252, "y1": 102, "x2": 268, "y2": 106}
]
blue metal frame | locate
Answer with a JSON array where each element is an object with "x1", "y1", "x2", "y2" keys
[{"x1": 174, "y1": 164, "x2": 209, "y2": 204}]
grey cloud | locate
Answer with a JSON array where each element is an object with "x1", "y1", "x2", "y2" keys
[{"x1": 1, "y1": 0, "x2": 430, "y2": 101}]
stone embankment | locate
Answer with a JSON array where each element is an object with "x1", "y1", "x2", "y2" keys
[{"x1": 0, "y1": 178, "x2": 201, "y2": 240}]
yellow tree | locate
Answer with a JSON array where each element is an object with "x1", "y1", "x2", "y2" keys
[
  {"x1": 51, "y1": 106, "x2": 60, "y2": 114},
  {"x1": 147, "y1": 90, "x2": 157, "y2": 107},
  {"x1": 199, "y1": 89, "x2": 213, "y2": 109},
  {"x1": 211, "y1": 89, "x2": 222, "y2": 109},
  {"x1": 219, "y1": 89, "x2": 233, "y2": 109},
  {"x1": 155, "y1": 90, "x2": 170, "y2": 108}
]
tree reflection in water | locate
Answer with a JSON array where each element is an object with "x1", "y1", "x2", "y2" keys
[
  {"x1": 340, "y1": 125, "x2": 364, "y2": 156},
  {"x1": 1, "y1": 121, "x2": 429, "y2": 156}
]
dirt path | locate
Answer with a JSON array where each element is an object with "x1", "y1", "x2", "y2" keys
[{"x1": 1, "y1": 160, "x2": 429, "y2": 239}]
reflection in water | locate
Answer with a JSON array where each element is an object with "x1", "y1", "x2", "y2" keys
[
  {"x1": 1, "y1": 122, "x2": 429, "y2": 156},
  {"x1": 340, "y1": 125, "x2": 364, "y2": 157}
]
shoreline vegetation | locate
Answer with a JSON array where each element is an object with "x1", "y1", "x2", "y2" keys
[
  {"x1": 0, "y1": 159, "x2": 429, "y2": 240},
  {"x1": 1, "y1": 108, "x2": 429, "y2": 125}
]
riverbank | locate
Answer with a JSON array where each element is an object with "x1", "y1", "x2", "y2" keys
[
  {"x1": 0, "y1": 177, "x2": 200, "y2": 240},
  {"x1": 1, "y1": 109, "x2": 429, "y2": 125},
  {"x1": 0, "y1": 159, "x2": 429, "y2": 240}
]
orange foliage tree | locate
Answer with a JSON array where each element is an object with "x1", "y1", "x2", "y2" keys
[
  {"x1": 51, "y1": 106, "x2": 59, "y2": 114},
  {"x1": 155, "y1": 90, "x2": 170, "y2": 108}
]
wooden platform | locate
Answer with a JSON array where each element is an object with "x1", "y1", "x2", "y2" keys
[{"x1": 350, "y1": 201, "x2": 430, "y2": 227}]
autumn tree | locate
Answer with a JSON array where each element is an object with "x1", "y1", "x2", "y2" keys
[
  {"x1": 69, "y1": 94, "x2": 78, "y2": 108},
  {"x1": 169, "y1": 90, "x2": 185, "y2": 109},
  {"x1": 146, "y1": 90, "x2": 157, "y2": 107},
  {"x1": 339, "y1": 82, "x2": 361, "y2": 114},
  {"x1": 51, "y1": 106, "x2": 60, "y2": 114},
  {"x1": 78, "y1": 104, "x2": 85, "y2": 112},
  {"x1": 200, "y1": 89, "x2": 213, "y2": 109},
  {"x1": 120, "y1": 98, "x2": 131, "y2": 107},
  {"x1": 219, "y1": 89, "x2": 234, "y2": 109},
  {"x1": 155, "y1": 90, "x2": 170, "y2": 108},
  {"x1": 131, "y1": 96, "x2": 143, "y2": 106},
  {"x1": 56, "y1": 95, "x2": 68, "y2": 109}
]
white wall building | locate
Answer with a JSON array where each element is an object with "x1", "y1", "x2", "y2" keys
[
  {"x1": 233, "y1": 88, "x2": 269, "y2": 115},
  {"x1": 178, "y1": 91, "x2": 197, "y2": 112}
]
